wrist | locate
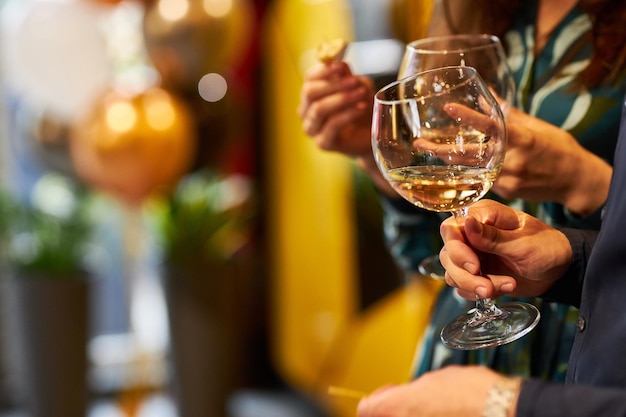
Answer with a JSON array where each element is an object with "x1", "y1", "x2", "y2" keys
[
  {"x1": 482, "y1": 376, "x2": 523, "y2": 417},
  {"x1": 563, "y1": 155, "x2": 611, "y2": 217}
]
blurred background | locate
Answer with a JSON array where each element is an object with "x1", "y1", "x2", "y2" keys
[{"x1": 0, "y1": 0, "x2": 435, "y2": 416}]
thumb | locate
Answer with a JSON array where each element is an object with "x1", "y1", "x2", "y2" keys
[
  {"x1": 463, "y1": 216, "x2": 486, "y2": 244},
  {"x1": 465, "y1": 215, "x2": 510, "y2": 255}
]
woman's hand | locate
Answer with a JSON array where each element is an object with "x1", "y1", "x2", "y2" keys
[
  {"x1": 495, "y1": 108, "x2": 612, "y2": 217},
  {"x1": 298, "y1": 61, "x2": 374, "y2": 157},
  {"x1": 298, "y1": 61, "x2": 397, "y2": 195},
  {"x1": 412, "y1": 102, "x2": 504, "y2": 166},
  {"x1": 439, "y1": 199, "x2": 572, "y2": 300}
]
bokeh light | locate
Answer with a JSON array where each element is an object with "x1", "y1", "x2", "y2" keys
[
  {"x1": 145, "y1": 97, "x2": 177, "y2": 131},
  {"x1": 203, "y1": 0, "x2": 232, "y2": 18},
  {"x1": 198, "y1": 73, "x2": 228, "y2": 102},
  {"x1": 158, "y1": 0, "x2": 189, "y2": 21},
  {"x1": 106, "y1": 101, "x2": 137, "y2": 133}
]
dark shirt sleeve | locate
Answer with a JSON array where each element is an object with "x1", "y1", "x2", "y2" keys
[
  {"x1": 518, "y1": 379, "x2": 626, "y2": 417},
  {"x1": 514, "y1": 227, "x2": 626, "y2": 417},
  {"x1": 540, "y1": 227, "x2": 598, "y2": 308}
]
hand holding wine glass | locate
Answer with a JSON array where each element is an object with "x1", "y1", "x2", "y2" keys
[{"x1": 372, "y1": 65, "x2": 540, "y2": 350}]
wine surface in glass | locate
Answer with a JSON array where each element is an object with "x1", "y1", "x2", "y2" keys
[{"x1": 387, "y1": 165, "x2": 497, "y2": 212}]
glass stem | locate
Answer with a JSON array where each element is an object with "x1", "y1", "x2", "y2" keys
[{"x1": 452, "y1": 208, "x2": 509, "y2": 328}]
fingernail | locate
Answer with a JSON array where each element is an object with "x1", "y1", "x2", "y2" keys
[
  {"x1": 476, "y1": 286, "x2": 488, "y2": 298},
  {"x1": 462, "y1": 262, "x2": 478, "y2": 274},
  {"x1": 500, "y1": 283, "x2": 514, "y2": 293}
]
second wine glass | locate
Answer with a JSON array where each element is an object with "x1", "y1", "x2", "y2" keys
[
  {"x1": 372, "y1": 66, "x2": 540, "y2": 350},
  {"x1": 398, "y1": 33, "x2": 516, "y2": 280}
]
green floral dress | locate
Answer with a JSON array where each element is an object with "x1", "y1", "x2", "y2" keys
[{"x1": 382, "y1": 1, "x2": 626, "y2": 382}]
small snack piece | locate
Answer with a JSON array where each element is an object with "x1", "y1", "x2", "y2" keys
[{"x1": 317, "y1": 38, "x2": 348, "y2": 63}]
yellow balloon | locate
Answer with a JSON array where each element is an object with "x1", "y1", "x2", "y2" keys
[
  {"x1": 70, "y1": 87, "x2": 197, "y2": 205},
  {"x1": 143, "y1": 0, "x2": 255, "y2": 91}
]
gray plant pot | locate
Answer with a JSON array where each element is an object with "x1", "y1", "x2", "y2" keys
[
  {"x1": 3, "y1": 271, "x2": 90, "y2": 417},
  {"x1": 163, "y1": 259, "x2": 251, "y2": 417}
]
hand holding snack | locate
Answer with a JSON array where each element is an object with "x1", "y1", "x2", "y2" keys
[{"x1": 299, "y1": 38, "x2": 393, "y2": 195}]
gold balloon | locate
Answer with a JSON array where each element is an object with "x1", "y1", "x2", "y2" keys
[
  {"x1": 70, "y1": 87, "x2": 197, "y2": 205},
  {"x1": 143, "y1": 0, "x2": 255, "y2": 91}
]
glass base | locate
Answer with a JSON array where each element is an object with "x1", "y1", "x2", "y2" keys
[
  {"x1": 440, "y1": 301, "x2": 540, "y2": 350},
  {"x1": 418, "y1": 254, "x2": 447, "y2": 280}
]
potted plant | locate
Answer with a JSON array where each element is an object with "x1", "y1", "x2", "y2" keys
[
  {"x1": 153, "y1": 169, "x2": 255, "y2": 265},
  {"x1": 150, "y1": 169, "x2": 259, "y2": 417},
  {"x1": 0, "y1": 173, "x2": 94, "y2": 417},
  {"x1": 1, "y1": 176, "x2": 91, "y2": 275}
]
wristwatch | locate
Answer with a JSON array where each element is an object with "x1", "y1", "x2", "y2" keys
[{"x1": 482, "y1": 377, "x2": 523, "y2": 417}]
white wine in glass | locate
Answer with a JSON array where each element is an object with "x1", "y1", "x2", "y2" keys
[
  {"x1": 372, "y1": 66, "x2": 539, "y2": 350},
  {"x1": 398, "y1": 33, "x2": 516, "y2": 280}
]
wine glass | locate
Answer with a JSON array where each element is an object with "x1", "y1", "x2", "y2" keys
[
  {"x1": 398, "y1": 34, "x2": 516, "y2": 280},
  {"x1": 372, "y1": 66, "x2": 539, "y2": 350}
]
